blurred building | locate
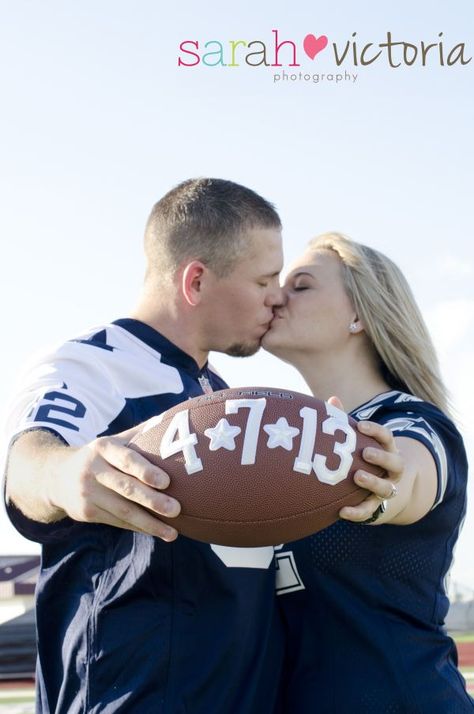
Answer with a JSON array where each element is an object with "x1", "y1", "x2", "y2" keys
[
  {"x1": 0, "y1": 555, "x2": 39, "y2": 626},
  {"x1": 0, "y1": 555, "x2": 39, "y2": 680}
]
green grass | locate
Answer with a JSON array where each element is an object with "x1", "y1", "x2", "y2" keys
[{"x1": 452, "y1": 632, "x2": 474, "y2": 643}]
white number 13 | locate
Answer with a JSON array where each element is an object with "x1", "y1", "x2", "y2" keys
[{"x1": 294, "y1": 402, "x2": 357, "y2": 485}]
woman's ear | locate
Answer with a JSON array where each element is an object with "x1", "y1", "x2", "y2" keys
[{"x1": 349, "y1": 319, "x2": 364, "y2": 334}]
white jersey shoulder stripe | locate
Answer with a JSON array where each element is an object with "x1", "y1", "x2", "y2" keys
[
  {"x1": 352, "y1": 391, "x2": 400, "y2": 420},
  {"x1": 382, "y1": 416, "x2": 448, "y2": 508}
]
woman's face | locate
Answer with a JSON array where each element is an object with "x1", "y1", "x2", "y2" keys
[{"x1": 263, "y1": 248, "x2": 357, "y2": 361}]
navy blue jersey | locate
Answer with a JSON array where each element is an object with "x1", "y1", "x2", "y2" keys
[
  {"x1": 276, "y1": 391, "x2": 473, "y2": 713},
  {"x1": 6, "y1": 319, "x2": 283, "y2": 714}
]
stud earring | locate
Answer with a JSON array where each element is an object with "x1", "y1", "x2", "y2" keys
[{"x1": 349, "y1": 322, "x2": 358, "y2": 333}]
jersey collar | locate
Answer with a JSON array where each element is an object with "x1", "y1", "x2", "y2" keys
[{"x1": 113, "y1": 318, "x2": 206, "y2": 377}]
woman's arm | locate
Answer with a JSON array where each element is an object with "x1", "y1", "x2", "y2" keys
[{"x1": 339, "y1": 420, "x2": 437, "y2": 525}]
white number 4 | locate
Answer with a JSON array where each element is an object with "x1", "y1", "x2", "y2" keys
[{"x1": 159, "y1": 409, "x2": 203, "y2": 474}]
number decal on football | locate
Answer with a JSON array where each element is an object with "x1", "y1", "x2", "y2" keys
[
  {"x1": 129, "y1": 387, "x2": 383, "y2": 547},
  {"x1": 160, "y1": 409, "x2": 203, "y2": 475},
  {"x1": 293, "y1": 406, "x2": 318, "y2": 475},
  {"x1": 313, "y1": 401, "x2": 357, "y2": 484},
  {"x1": 158, "y1": 397, "x2": 356, "y2": 484},
  {"x1": 225, "y1": 398, "x2": 266, "y2": 465}
]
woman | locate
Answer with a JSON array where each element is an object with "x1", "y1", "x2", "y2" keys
[{"x1": 264, "y1": 233, "x2": 472, "y2": 713}]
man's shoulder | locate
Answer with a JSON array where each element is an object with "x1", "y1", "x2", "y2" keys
[
  {"x1": 31, "y1": 320, "x2": 174, "y2": 377},
  {"x1": 7, "y1": 320, "x2": 189, "y2": 445},
  {"x1": 56, "y1": 320, "x2": 150, "y2": 356}
]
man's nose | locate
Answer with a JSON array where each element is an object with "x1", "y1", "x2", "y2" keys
[{"x1": 265, "y1": 285, "x2": 286, "y2": 307}]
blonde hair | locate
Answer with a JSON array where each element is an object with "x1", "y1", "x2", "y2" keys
[{"x1": 307, "y1": 232, "x2": 451, "y2": 415}]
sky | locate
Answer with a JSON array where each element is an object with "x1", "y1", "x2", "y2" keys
[{"x1": 0, "y1": 1, "x2": 473, "y2": 592}]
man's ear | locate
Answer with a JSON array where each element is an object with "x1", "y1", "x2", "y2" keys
[{"x1": 182, "y1": 261, "x2": 207, "y2": 306}]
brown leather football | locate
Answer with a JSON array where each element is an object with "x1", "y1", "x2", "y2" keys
[{"x1": 128, "y1": 387, "x2": 385, "y2": 546}]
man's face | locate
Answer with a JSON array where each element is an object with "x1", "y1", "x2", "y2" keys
[{"x1": 202, "y1": 227, "x2": 284, "y2": 357}]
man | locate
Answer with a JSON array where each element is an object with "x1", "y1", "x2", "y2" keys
[
  {"x1": 5, "y1": 178, "x2": 399, "y2": 713},
  {"x1": 5, "y1": 178, "x2": 285, "y2": 713}
]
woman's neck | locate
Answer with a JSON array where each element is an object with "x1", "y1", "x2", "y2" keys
[{"x1": 293, "y1": 350, "x2": 391, "y2": 414}]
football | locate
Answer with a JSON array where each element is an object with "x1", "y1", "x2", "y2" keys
[{"x1": 128, "y1": 387, "x2": 385, "y2": 546}]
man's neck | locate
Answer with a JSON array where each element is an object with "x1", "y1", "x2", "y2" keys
[{"x1": 130, "y1": 296, "x2": 209, "y2": 369}]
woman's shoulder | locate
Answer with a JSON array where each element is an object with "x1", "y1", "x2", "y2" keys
[
  {"x1": 352, "y1": 390, "x2": 454, "y2": 435},
  {"x1": 352, "y1": 390, "x2": 467, "y2": 500}
]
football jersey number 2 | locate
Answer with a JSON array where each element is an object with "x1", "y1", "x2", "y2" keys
[{"x1": 35, "y1": 391, "x2": 86, "y2": 431}]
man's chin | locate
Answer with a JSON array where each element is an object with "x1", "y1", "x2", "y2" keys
[{"x1": 224, "y1": 341, "x2": 261, "y2": 358}]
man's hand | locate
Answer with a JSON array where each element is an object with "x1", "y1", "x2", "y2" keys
[{"x1": 6, "y1": 421, "x2": 181, "y2": 541}]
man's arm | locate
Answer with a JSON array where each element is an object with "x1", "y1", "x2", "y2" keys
[{"x1": 5, "y1": 427, "x2": 180, "y2": 541}]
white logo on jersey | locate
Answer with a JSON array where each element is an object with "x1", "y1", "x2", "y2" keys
[
  {"x1": 211, "y1": 544, "x2": 275, "y2": 569},
  {"x1": 198, "y1": 375, "x2": 214, "y2": 394},
  {"x1": 274, "y1": 545, "x2": 305, "y2": 594}
]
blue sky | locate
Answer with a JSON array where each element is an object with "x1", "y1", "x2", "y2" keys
[{"x1": 1, "y1": 1, "x2": 473, "y2": 590}]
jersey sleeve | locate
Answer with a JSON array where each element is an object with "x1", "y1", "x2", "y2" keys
[
  {"x1": 4, "y1": 340, "x2": 133, "y2": 544},
  {"x1": 7, "y1": 341, "x2": 128, "y2": 447},
  {"x1": 377, "y1": 411, "x2": 448, "y2": 509}
]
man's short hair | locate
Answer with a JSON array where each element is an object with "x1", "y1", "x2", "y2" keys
[{"x1": 144, "y1": 178, "x2": 281, "y2": 279}]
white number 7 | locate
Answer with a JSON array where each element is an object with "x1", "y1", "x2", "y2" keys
[{"x1": 225, "y1": 398, "x2": 267, "y2": 465}]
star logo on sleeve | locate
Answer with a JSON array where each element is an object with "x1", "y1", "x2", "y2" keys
[
  {"x1": 204, "y1": 419, "x2": 241, "y2": 451},
  {"x1": 263, "y1": 417, "x2": 300, "y2": 450}
]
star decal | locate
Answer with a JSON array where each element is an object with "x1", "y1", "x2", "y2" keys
[
  {"x1": 263, "y1": 418, "x2": 300, "y2": 451},
  {"x1": 204, "y1": 419, "x2": 241, "y2": 451}
]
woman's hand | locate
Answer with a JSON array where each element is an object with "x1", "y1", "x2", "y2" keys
[
  {"x1": 327, "y1": 396, "x2": 403, "y2": 525},
  {"x1": 339, "y1": 420, "x2": 403, "y2": 524}
]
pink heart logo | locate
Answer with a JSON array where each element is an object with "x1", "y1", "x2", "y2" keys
[{"x1": 303, "y1": 34, "x2": 328, "y2": 60}]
